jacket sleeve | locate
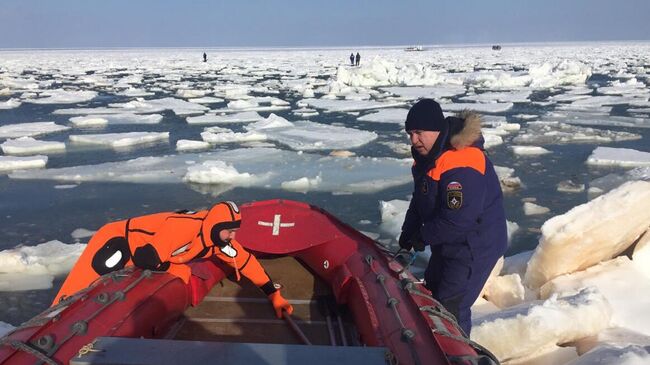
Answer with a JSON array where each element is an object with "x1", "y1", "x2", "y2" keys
[
  {"x1": 421, "y1": 167, "x2": 486, "y2": 245},
  {"x1": 212, "y1": 239, "x2": 277, "y2": 295},
  {"x1": 401, "y1": 193, "x2": 422, "y2": 238}
]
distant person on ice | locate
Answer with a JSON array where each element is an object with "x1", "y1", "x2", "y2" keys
[
  {"x1": 399, "y1": 99, "x2": 507, "y2": 336},
  {"x1": 350, "y1": 52, "x2": 355, "y2": 66},
  {"x1": 355, "y1": 52, "x2": 360, "y2": 66},
  {"x1": 203, "y1": 52, "x2": 207, "y2": 62},
  {"x1": 53, "y1": 201, "x2": 293, "y2": 319}
]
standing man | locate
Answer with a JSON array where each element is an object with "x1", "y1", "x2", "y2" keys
[
  {"x1": 203, "y1": 52, "x2": 207, "y2": 62},
  {"x1": 399, "y1": 99, "x2": 507, "y2": 336},
  {"x1": 350, "y1": 52, "x2": 355, "y2": 66},
  {"x1": 355, "y1": 52, "x2": 361, "y2": 66}
]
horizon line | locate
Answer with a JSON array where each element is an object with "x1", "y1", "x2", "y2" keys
[{"x1": 2, "y1": 39, "x2": 650, "y2": 52}]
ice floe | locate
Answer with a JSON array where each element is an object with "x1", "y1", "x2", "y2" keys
[
  {"x1": 512, "y1": 121, "x2": 641, "y2": 145},
  {"x1": 557, "y1": 180, "x2": 585, "y2": 193},
  {"x1": 200, "y1": 113, "x2": 379, "y2": 151},
  {"x1": 472, "y1": 288, "x2": 611, "y2": 362},
  {"x1": 523, "y1": 202, "x2": 551, "y2": 216},
  {"x1": 545, "y1": 111, "x2": 650, "y2": 129},
  {"x1": 460, "y1": 90, "x2": 531, "y2": 104},
  {"x1": 380, "y1": 86, "x2": 466, "y2": 101},
  {"x1": 186, "y1": 111, "x2": 263, "y2": 125},
  {"x1": 567, "y1": 344, "x2": 650, "y2": 365},
  {"x1": 10, "y1": 148, "x2": 411, "y2": 193},
  {"x1": 0, "y1": 122, "x2": 70, "y2": 139},
  {"x1": 510, "y1": 145, "x2": 551, "y2": 156},
  {"x1": 467, "y1": 181, "x2": 650, "y2": 363},
  {"x1": 176, "y1": 139, "x2": 210, "y2": 152},
  {"x1": 69, "y1": 113, "x2": 163, "y2": 127},
  {"x1": 0, "y1": 137, "x2": 66, "y2": 155},
  {"x1": 357, "y1": 108, "x2": 409, "y2": 124},
  {"x1": 69, "y1": 132, "x2": 169, "y2": 148},
  {"x1": 0, "y1": 155, "x2": 48, "y2": 171},
  {"x1": 0, "y1": 240, "x2": 85, "y2": 291},
  {"x1": 589, "y1": 167, "x2": 650, "y2": 195},
  {"x1": 540, "y1": 256, "x2": 650, "y2": 336},
  {"x1": 494, "y1": 165, "x2": 522, "y2": 190},
  {"x1": 100, "y1": 97, "x2": 208, "y2": 116},
  {"x1": 201, "y1": 130, "x2": 267, "y2": 144},
  {"x1": 0, "y1": 98, "x2": 22, "y2": 109},
  {"x1": 441, "y1": 102, "x2": 513, "y2": 114},
  {"x1": 587, "y1": 147, "x2": 650, "y2": 167},
  {"x1": 300, "y1": 97, "x2": 405, "y2": 112},
  {"x1": 524, "y1": 181, "x2": 650, "y2": 289},
  {"x1": 23, "y1": 90, "x2": 97, "y2": 104}
]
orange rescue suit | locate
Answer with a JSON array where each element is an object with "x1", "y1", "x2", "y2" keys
[{"x1": 53, "y1": 202, "x2": 280, "y2": 308}]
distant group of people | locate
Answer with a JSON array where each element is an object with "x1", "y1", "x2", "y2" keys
[{"x1": 349, "y1": 52, "x2": 360, "y2": 66}]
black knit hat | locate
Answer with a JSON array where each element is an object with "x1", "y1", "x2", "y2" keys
[{"x1": 404, "y1": 99, "x2": 447, "y2": 133}]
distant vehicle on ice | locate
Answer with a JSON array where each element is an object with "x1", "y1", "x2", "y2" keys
[
  {"x1": 492, "y1": 45, "x2": 502, "y2": 51},
  {"x1": 404, "y1": 45, "x2": 424, "y2": 52}
]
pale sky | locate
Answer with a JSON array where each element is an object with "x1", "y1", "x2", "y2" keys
[{"x1": 1, "y1": 0, "x2": 649, "y2": 48}]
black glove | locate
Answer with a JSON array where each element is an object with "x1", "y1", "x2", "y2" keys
[
  {"x1": 133, "y1": 244, "x2": 171, "y2": 271},
  {"x1": 398, "y1": 231, "x2": 413, "y2": 251},
  {"x1": 410, "y1": 230, "x2": 426, "y2": 252}
]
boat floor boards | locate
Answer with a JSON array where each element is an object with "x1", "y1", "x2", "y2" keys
[{"x1": 174, "y1": 256, "x2": 352, "y2": 346}]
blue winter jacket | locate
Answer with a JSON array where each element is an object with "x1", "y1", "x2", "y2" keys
[{"x1": 402, "y1": 113, "x2": 507, "y2": 259}]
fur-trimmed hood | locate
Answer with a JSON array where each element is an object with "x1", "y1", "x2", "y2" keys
[
  {"x1": 411, "y1": 109, "x2": 484, "y2": 174},
  {"x1": 447, "y1": 110, "x2": 484, "y2": 150}
]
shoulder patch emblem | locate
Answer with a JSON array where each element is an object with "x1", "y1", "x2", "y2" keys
[
  {"x1": 447, "y1": 181, "x2": 463, "y2": 191},
  {"x1": 447, "y1": 191, "x2": 463, "y2": 209}
]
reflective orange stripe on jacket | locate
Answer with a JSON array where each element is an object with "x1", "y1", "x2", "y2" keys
[{"x1": 427, "y1": 147, "x2": 486, "y2": 181}]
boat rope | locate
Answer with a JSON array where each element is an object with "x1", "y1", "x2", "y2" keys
[
  {"x1": 384, "y1": 350, "x2": 399, "y2": 365},
  {"x1": 1, "y1": 268, "x2": 158, "y2": 364},
  {"x1": 365, "y1": 255, "x2": 421, "y2": 365},
  {"x1": 0, "y1": 339, "x2": 60, "y2": 365},
  {"x1": 371, "y1": 252, "x2": 500, "y2": 365},
  {"x1": 42, "y1": 269, "x2": 154, "y2": 358},
  {"x1": 397, "y1": 252, "x2": 418, "y2": 274},
  {"x1": 402, "y1": 282, "x2": 500, "y2": 365},
  {"x1": 76, "y1": 339, "x2": 102, "y2": 358}
]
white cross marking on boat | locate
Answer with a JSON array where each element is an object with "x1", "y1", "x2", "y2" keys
[{"x1": 257, "y1": 214, "x2": 295, "y2": 236}]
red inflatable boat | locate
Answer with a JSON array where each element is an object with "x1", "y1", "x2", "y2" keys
[{"x1": 0, "y1": 200, "x2": 497, "y2": 365}]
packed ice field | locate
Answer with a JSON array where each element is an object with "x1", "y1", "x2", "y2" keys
[{"x1": 1, "y1": 43, "x2": 650, "y2": 364}]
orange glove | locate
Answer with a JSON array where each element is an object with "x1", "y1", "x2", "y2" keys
[{"x1": 268, "y1": 290, "x2": 293, "y2": 318}]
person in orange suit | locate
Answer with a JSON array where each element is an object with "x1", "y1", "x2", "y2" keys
[{"x1": 53, "y1": 201, "x2": 293, "y2": 318}]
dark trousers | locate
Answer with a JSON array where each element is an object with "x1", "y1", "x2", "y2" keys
[{"x1": 424, "y1": 243, "x2": 500, "y2": 336}]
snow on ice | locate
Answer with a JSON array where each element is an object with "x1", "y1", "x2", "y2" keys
[{"x1": 0, "y1": 240, "x2": 85, "y2": 291}]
